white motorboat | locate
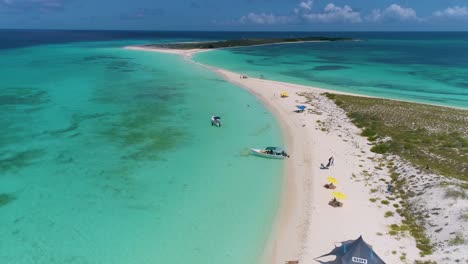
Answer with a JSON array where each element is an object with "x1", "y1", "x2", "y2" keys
[
  {"x1": 249, "y1": 147, "x2": 289, "y2": 159},
  {"x1": 211, "y1": 116, "x2": 222, "y2": 127}
]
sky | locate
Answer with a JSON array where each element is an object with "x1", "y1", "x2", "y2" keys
[{"x1": 1, "y1": 0, "x2": 468, "y2": 31}]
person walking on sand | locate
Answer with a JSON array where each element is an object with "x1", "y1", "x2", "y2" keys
[{"x1": 326, "y1": 156, "x2": 334, "y2": 167}]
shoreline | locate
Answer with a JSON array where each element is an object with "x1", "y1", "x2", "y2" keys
[
  {"x1": 125, "y1": 46, "x2": 459, "y2": 264},
  {"x1": 125, "y1": 46, "x2": 317, "y2": 262},
  {"x1": 124, "y1": 45, "x2": 467, "y2": 111},
  {"x1": 213, "y1": 68, "x2": 309, "y2": 264}
]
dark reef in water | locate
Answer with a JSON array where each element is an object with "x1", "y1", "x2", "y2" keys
[
  {"x1": 92, "y1": 82, "x2": 189, "y2": 162},
  {"x1": 45, "y1": 113, "x2": 109, "y2": 137},
  {"x1": 83, "y1": 55, "x2": 132, "y2": 61},
  {"x1": 141, "y1": 37, "x2": 353, "y2": 50},
  {"x1": 0, "y1": 88, "x2": 49, "y2": 106},
  {"x1": 0, "y1": 149, "x2": 45, "y2": 172},
  {"x1": 0, "y1": 193, "x2": 15, "y2": 207},
  {"x1": 313, "y1": 65, "x2": 350, "y2": 71}
]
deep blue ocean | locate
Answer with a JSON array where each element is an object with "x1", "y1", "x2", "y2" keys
[{"x1": 2, "y1": 29, "x2": 468, "y2": 49}]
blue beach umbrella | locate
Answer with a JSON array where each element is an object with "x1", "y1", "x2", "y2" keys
[{"x1": 297, "y1": 105, "x2": 307, "y2": 110}]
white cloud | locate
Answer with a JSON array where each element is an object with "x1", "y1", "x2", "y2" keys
[
  {"x1": 302, "y1": 3, "x2": 361, "y2": 23},
  {"x1": 0, "y1": 0, "x2": 64, "y2": 10},
  {"x1": 299, "y1": 0, "x2": 313, "y2": 11},
  {"x1": 367, "y1": 4, "x2": 419, "y2": 22},
  {"x1": 239, "y1": 2, "x2": 361, "y2": 25},
  {"x1": 433, "y1": 6, "x2": 468, "y2": 18},
  {"x1": 239, "y1": 12, "x2": 295, "y2": 25}
]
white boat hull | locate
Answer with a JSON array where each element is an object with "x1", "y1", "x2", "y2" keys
[
  {"x1": 249, "y1": 148, "x2": 286, "y2": 159},
  {"x1": 211, "y1": 116, "x2": 222, "y2": 127}
]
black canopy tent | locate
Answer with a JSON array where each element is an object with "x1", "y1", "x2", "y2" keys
[{"x1": 315, "y1": 235, "x2": 386, "y2": 264}]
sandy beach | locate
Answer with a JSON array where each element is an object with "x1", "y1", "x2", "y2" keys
[
  {"x1": 126, "y1": 46, "x2": 466, "y2": 264},
  {"x1": 213, "y1": 68, "x2": 420, "y2": 264}
]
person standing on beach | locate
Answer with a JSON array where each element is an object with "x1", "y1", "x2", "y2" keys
[{"x1": 327, "y1": 156, "x2": 334, "y2": 167}]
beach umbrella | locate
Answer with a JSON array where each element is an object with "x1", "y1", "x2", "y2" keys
[
  {"x1": 333, "y1": 191, "x2": 347, "y2": 200},
  {"x1": 327, "y1": 177, "x2": 338, "y2": 184},
  {"x1": 281, "y1": 92, "x2": 289, "y2": 98},
  {"x1": 296, "y1": 105, "x2": 307, "y2": 110}
]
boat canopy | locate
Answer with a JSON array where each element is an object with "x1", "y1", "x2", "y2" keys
[
  {"x1": 213, "y1": 116, "x2": 221, "y2": 120},
  {"x1": 265, "y1": 146, "x2": 283, "y2": 152}
]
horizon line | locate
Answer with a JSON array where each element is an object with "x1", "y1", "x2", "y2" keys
[{"x1": 1, "y1": 28, "x2": 468, "y2": 33}]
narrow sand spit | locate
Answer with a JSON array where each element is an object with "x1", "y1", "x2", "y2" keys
[
  {"x1": 124, "y1": 46, "x2": 454, "y2": 264},
  {"x1": 125, "y1": 46, "x2": 207, "y2": 58}
]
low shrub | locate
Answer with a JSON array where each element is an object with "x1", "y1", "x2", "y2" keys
[{"x1": 371, "y1": 143, "x2": 390, "y2": 154}]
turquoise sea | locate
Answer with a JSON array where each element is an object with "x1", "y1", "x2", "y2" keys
[
  {"x1": 195, "y1": 32, "x2": 468, "y2": 109},
  {"x1": 1, "y1": 30, "x2": 468, "y2": 264},
  {"x1": 0, "y1": 35, "x2": 283, "y2": 263}
]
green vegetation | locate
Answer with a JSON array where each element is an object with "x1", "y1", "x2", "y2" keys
[
  {"x1": 371, "y1": 143, "x2": 390, "y2": 154},
  {"x1": 381, "y1": 200, "x2": 390, "y2": 205},
  {"x1": 388, "y1": 168, "x2": 434, "y2": 256},
  {"x1": 448, "y1": 233, "x2": 465, "y2": 246},
  {"x1": 324, "y1": 93, "x2": 468, "y2": 181},
  {"x1": 444, "y1": 188, "x2": 467, "y2": 199},
  {"x1": 376, "y1": 169, "x2": 434, "y2": 257},
  {"x1": 322, "y1": 93, "x2": 468, "y2": 257},
  {"x1": 414, "y1": 261, "x2": 437, "y2": 264},
  {"x1": 460, "y1": 213, "x2": 468, "y2": 221},
  {"x1": 144, "y1": 37, "x2": 353, "y2": 50}
]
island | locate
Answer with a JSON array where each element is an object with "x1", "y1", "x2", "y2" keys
[{"x1": 140, "y1": 36, "x2": 353, "y2": 50}]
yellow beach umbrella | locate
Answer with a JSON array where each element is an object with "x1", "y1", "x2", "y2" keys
[
  {"x1": 333, "y1": 191, "x2": 347, "y2": 200},
  {"x1": 327, "y1": 177, "x2": 338, "y2": 184},
  {"x1": 280, "y1": 92, "x2": 289, "y2": 98}
]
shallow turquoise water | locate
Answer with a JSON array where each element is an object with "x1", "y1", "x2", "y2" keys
[
  {"x1": 194, "y1": 38, "x2": 468, "y2": 109},
  {"x1": 0, "y1": 42, "x2": 283, "y2": 263}
]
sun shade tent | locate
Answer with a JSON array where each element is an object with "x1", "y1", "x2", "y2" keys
[
  {"x1": 315, "y1": 236, "x2": 386, "y2": 264},
  {"x1": 281, "y1": 92, "x2": 289, "y2": 97}
]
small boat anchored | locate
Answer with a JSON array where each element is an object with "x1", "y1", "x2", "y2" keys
[
  {"x1": 211, "y1": 116, "x2": 222, "y2": 127},
  {"x1": 249, "y1": 147, "x2": 289, "y2": 159}
]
